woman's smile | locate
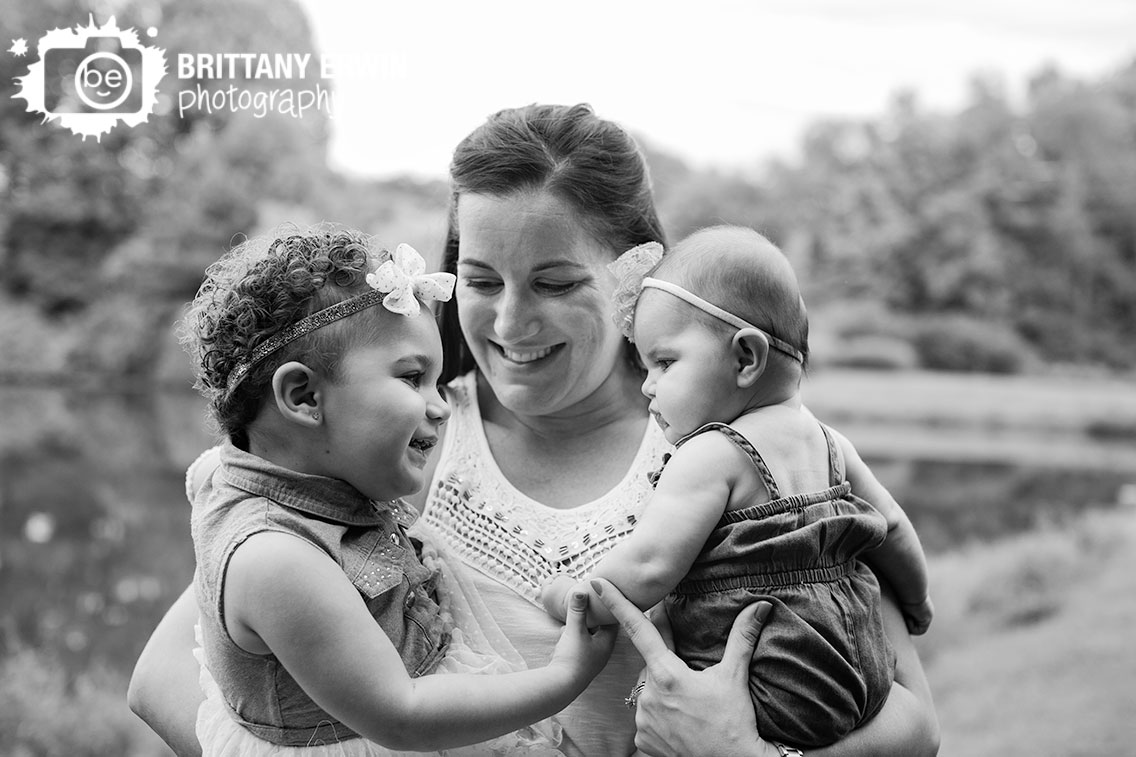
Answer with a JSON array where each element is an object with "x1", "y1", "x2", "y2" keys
[{"x1": 491, "y1": 342, "x2": 563, "y2": 365}]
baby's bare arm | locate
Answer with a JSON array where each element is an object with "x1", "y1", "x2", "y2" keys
[
  {"x1": 542, "y1": 433, "x2": 736, "y2": 626},
  {"x1": 831, "y1": 428, "x2": 933, "y2": 633}
]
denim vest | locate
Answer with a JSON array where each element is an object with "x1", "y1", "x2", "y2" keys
[{"x1": 192, "y1": 442, "x2": 450, "y2": 746}]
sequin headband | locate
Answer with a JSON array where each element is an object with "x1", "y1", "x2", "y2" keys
[
  {"x1": 223, "y1": 243, "x2": 456, "y2": 400},
  {"x1": 608, "y1": 241, "x2": 804, "y2": 364}
]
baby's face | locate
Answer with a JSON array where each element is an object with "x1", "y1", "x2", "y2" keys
[
  {"x1": 317, "y1": 311, "x2": 450, "y2": 501},
  {"x1": 633, "y1": 291, "x2": 739, "y2": 444}
]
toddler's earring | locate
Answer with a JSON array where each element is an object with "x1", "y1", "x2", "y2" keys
[{"x1": 311, "y1": 411, "x2": 321, "y2": 421}]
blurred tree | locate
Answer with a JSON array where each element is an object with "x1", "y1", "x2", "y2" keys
[
  {"x1": 1, "y1": 0, "x2": 332, "y2": 375},
  {"x1": 761, "y1": 60, "x2": 1136, "y2": 370}
]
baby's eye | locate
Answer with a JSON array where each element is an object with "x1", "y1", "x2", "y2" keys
[
  {"x1": 656, "y1": 358, "x2": 674, "y2": 371},
  {"x1": 401, "y1": 371, "x2": 424, "y2": 387}
]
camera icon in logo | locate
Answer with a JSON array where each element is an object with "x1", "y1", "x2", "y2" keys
[{"x1": 43, "y1": 36, "x2": 143, "y2": 114}]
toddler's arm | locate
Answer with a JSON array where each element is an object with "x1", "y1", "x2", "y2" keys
[
  {"x1": 831, "y1": 427, "x2": 933, "y2": 634},
  {"x1": 541, "y1": 432, "x2": 735, "y2": 626},
  {"x1": 229, "y1": 531, "x2": 615, "y2": 751}
]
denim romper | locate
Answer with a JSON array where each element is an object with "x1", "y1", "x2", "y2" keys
[
  {"x1": 192, "y1": 443, "x2": 451, "y2": 746},
  {"x1": 664, "y1": 422, "x2": 895, "y2": 748}
]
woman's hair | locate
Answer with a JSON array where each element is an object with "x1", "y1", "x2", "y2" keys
[
  {"x1": 438, "y1": 103, "x2": 666, "y2": 381},
  {"x1": 180, "y1": 225, "x2": 386, "y2": 446}
]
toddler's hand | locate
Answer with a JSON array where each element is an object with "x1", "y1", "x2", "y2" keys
[
  {"x1": 903, "y1": 595, "x2": 934, "y2": 635},
  {"x1": 539, "y1": 574, "x2": 576, "y2": 622},
  {"x1": 549, "y1": 590, "x2": 616, "y2": 686}
]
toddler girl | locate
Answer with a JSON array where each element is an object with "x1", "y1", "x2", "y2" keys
[
  {"x1": 183, "y1": 226, "x2": 614, "y2": 756},
  {"x1": 542, "y1": 226, "x2": 933, "y2": 749}
]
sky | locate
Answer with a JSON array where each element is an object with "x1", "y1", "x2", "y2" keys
[{"x1": 294, "y1": 0, "x2": 1136, "y2": 181}]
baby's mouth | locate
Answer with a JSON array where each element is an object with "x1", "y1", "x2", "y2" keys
[{"x1": 409, "y1": 437, "x2": 436, "y2": 454}]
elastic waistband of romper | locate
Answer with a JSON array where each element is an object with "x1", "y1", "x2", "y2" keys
[
  {"x1": 673, "y1": 559, "x2": 857, "y2": 596},
  {"x1": 718, "y1": 482, "x2": 852, "y2": 525}
]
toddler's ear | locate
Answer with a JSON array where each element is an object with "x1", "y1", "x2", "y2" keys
[
  {"x1": 271, "y1": 361, "x2": 322, "y2": 427},
  {"x1": 732, "y1": 328, "x2": 769, "y2": 388}
]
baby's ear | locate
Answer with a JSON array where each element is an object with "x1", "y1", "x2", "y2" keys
[
  {"x1": 731, "y1": 328, "x2": 769, "y2": 388},
  {"x1": 271, "y1": 361, "x2": 322, "y2": 427}
]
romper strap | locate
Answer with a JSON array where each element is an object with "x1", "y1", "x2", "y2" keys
[
  {"x1": 818, "y1": 423, "x2": 846, "y2": 486},
  {"x1": 676, "y1": 422, "x2": 781, "y2": 500}
]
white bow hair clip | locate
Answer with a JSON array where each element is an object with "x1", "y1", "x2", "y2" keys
[
  {"x1": 608, "y1": 241, "x2": 665, "y2": 339},
  {"x1": 366, "y1": 243, "x2": 456, "y2": 316}
]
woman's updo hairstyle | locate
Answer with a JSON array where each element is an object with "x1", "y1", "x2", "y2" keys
[{"x1": 439, "y1": 103, "x2": 666, "y2": 381}]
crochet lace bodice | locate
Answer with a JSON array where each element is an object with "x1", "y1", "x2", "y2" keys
[{"x1": 417, "y1": 372, "x2": 670, "y2": 606}]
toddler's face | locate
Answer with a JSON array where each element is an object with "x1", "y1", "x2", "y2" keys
[
  {"x1": 318, "y1": 311, "x2": 450, "y2": 501},
  {"x1": 633, "y1": 291, "x2": 739, "y2": 444}
]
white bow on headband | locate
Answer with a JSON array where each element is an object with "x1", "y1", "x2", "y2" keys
[
  {"x1": 608, "y1": 241, "x2": 665, "y2": 339},
  {"x1": 366, "y1": 243, "x2": 456, "y2": 316}
]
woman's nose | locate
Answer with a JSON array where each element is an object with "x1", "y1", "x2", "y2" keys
[{"x1": 493, "y1": 289, "x2": 539, "y2": 342}]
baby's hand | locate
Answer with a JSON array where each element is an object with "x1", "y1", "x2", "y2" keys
[
  {"x1": 548, "y1": 591, "x2": 616, "y2": 686},
  {"x1": 903, "y1": 595, "x2": 934, "y2": 635},
  {"x1": 539, "y1": 574, "x2": 577, "y2": 622}
]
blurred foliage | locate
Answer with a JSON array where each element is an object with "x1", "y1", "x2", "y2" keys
[
  {"x1": 909, "y1": 314, "x2": 1037, "y2": 374},
  {"x1": 0, "y1": 647, "x2": 167, "y2": 756},
  {"x1": 646, "y1": 61, "x2": 1136, "y2": 372}
]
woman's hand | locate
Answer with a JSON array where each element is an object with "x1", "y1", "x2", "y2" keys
[{"x1": 590, "y1": 578, "x2": 778, "y2": 757}]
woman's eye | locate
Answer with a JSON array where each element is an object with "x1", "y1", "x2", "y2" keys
[
  {"x1": 461, "y1": 278, "x2": 502, "y2": 292},
  {"x1": 535, "y1": 280, "x2": 581, "y2": 295}
]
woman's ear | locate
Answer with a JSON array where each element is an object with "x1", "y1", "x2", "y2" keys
[
  {"x1": 732, "y1": 328, "x2": 769, "y2": 388},
  {"x1": 271, "y1": 361, "x2": 323, "y2": 428}
]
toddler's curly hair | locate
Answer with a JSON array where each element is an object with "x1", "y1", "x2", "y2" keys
[{"x1": 180, "y1": 225, "x2": 390, "y2": 445}]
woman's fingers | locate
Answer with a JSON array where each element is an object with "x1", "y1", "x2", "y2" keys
[
  {"x1": 718, "y1": 601, "x2": 772, "y2": 675},
  {"x1": 590, "y1": 578, "x2": 672, "y2": 665}
]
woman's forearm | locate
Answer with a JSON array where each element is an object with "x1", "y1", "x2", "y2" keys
[{"x1": 127, "y1": 585, "x2": 205, "y2": 757}]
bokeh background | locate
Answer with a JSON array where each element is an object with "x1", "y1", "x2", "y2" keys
[{"x1": 2, "y1": 1, "x2": 1135, "y2": 755}]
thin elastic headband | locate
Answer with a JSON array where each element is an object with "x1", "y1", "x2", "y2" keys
[{"x1": 641, "y1": 277, "x2": 804, "y2": 364}]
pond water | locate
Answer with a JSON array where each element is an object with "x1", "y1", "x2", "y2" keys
[{"x1": 1, "y1": 385, "x2": 1133, "y2": 691}]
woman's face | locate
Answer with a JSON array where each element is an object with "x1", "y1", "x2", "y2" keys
[{"x1": 455, "y1": 190, "x2": 628, "y2": 418}]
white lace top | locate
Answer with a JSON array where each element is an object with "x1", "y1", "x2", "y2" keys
[{"x1": 413, "y1": 371, "x2": 671, "y2": 757}]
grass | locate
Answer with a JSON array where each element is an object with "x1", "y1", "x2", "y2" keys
[{"x1": 918, "y1": 506, "x2": 1136, "y2": 755}]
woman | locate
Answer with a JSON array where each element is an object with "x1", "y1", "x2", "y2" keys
[{"x1": 129, "y1": 103, "x2": 939, "y2": 756}]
